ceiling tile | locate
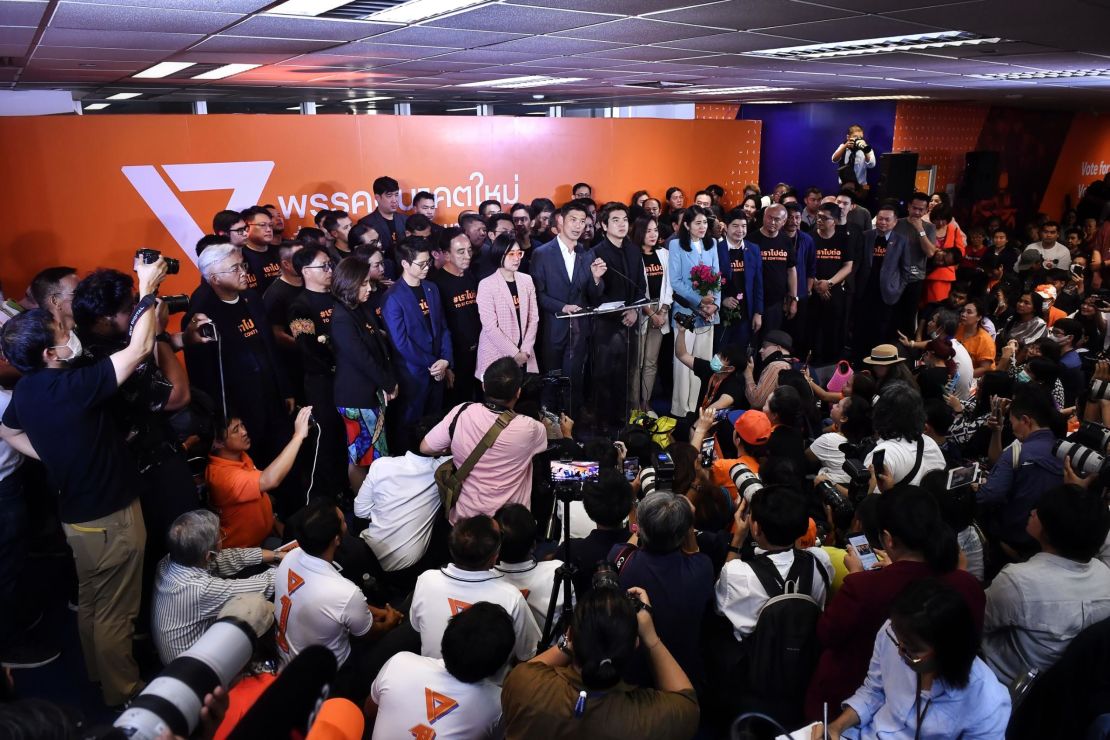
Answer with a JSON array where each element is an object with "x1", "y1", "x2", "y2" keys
[
  {"x1": 0, "y1": 1, "x2": 48, "y2": 27},
  {"x1": 608, "y1": 61, "x2": 719, "y2": 74},
  {"x1": 753, "y1": 15, "x2": 944, "y2": 41},
  {"x1": 329, "y1": 41, "x2": 457, "y2": 60},
  {"x1": 277, "y1": 52, "x2": 399, "y2": 68},
  {"x1": 40, "y1": 28, "x2": 203, "y2": 50},
  {"x1": 375, "y1": 59, "x2": 490, "y2": 73},
  {"x1": 190, "y1": 35, "x2": 336, "y2": 53},
  {"x1": 224, "y1": 15, "x2": 396, "y2": 42},
  {"x1": 649, "y1": 0, "x2": 859, "y2": 30},
  {"x1": 426, "y1": 4, "x2": 617, "y2": 34},
  {"x1": 657, "y1": 31, "x2": 808, "y2": 54},
  {"x1": 171, "y1": 51, "x2": 301, "y2": 64},
  {"x1": 371, "y1": 26, "x2": 525, "y2": 48},
  {"x1": 430, "y1": 49, "x2": 544, "y2": 64},
  {"x1": 509, "y1": 0, "x2": 695, "y2": 13},
  {"x1": 577, "y1": 45, "x2": 721, "y2": 62},
  {"x1": 64, "y1": 0, "x2": 269, "y2": 9},
  {"x1": 0, "y1": 26, "x2": 34, "y2": 45},
  {"x1": 483, "y1": 35, "x2": 630, "y2": 55},
  {"x1": 553, "y1": 18, "x2": 733, "y2": 44},
  {"x1": 822, "y1": 0, "x2": 981, "y2": 11},
  {"x1": 32, "y1": 45, "x2": 169, "y2": 61},
  {"x1": 526, "y1": 55, "x2": 637, "y2": 69},
  {"x1": 50, "y1": 2, "x2": 242, "y2": 34}
]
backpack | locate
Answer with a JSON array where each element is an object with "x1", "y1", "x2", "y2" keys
[{"x1": 744, "y1": 550, "x2": 830, "y2": 712}]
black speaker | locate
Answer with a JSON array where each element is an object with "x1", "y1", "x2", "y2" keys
[
  {"x1": 963, "y1": 151, "x2": 1000, "y2": 201},
  {"x1": 877, "y1": 152, "x2": 919, "y2": 205}
]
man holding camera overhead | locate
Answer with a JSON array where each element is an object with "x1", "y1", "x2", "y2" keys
[
  {"x1": 185, "y1": 243, "x2": 296, "y2": 511},
  {"x1": 0, "y1": 255, "x2": 167, "y2": 708}
]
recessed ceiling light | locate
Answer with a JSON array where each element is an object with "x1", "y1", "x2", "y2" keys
[
  {"x1": 192, "y1": 63, "x2": 261, "y2": 80},
  {"x1": 84, "y1": 103, "x2": 110, "y2": 110},
  {"x1": 106, "y1": 92, "x2": 142, "y2": 100},
  {"x1": 367, "y1": 0, "x2": 489, "y2": 24},
  {"x1": 746, "y1": 31, "x2": 1002, "y2": 60},
  {"x1": 834, "y1": 95, "x2": 930, "y2": 101},
  {"x1": 521, "y1": 99, "x2": 577, "y2": 106},
  {"x1": 743, "y1": 100, "x2": 793, "y2": 104},
  {"x1": 457, "y1": 75, "x2": 586, "y2": 89},
  {"x1": 343, "y1": 96, "x2": 391, "y2": 103},
  {"x1": 675, "y1": 86, "x2": 792, "y2": 95},
  {"x1": 969, "y1": 68, "x2": 1110, "y2": 80},
  {"x1": 266, "y1": 0, "x2": 348, "y2": 15},
  {"x1": 446, "y1": 106, "x2": 478, "y2": 112},
  {"x1": 532, "y1": 94, "x2": 545, "y2": 100},
  {"x1": 133, "y1": 62, "x2": 195, "y2": 79}
]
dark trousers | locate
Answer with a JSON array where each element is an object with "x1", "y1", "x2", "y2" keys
[
  {"x1": 304, "y1": 374, "x2": 350, "y2": 499},
  {"x1": 591, "y1": 317, "x2": 637, "y2": 431},
  {"x1": 760, "y1": 300, "x2": 786, "y2": 337},
  {"x1": 717, "y1": 315, "x2": 754, "y2": 354},
  {"x1": 894, "y1": 280, "x2": 925, "y2": 339},
  {"x1": 807, "y1": 287, "x2": 848, "y2": 364},
  {"x1": 395, "y1": 364, "x2": 446, "y2": 430},
  {"x1": 0, "y1": 472, "x2": 27, "y2": 648},
  {"x1": 853, "y1": 290, "x2": 896, "y2": 363},
  {"x1": 539, "y1": 319, "x2": 590, "y2": 418},
  {"x1": 138, "y1": 451, "x2": 199, "y2": 629},
  {"x1": 445, "y1": 345, "x2": 478, "y2": 408},
  {"x1": 787, "y1": 297, "x2": 811, "y2": 360}
]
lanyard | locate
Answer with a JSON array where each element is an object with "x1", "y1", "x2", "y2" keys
[{"x1": 914, "y1": 672, "x2": 933, "y2": 740}]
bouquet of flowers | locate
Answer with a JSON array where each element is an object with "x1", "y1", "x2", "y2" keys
[{"x1": 690, "y1": 264, "x2": 722, "y2": 296}]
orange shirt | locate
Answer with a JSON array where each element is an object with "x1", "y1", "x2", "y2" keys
[
  {"x1": 1046, "y1": 306, "x2": 1065, "y2": 327},
  {"x1": 712, "y1": 455, "x2": 760, "y2": 504},
  {"x1": 206, "y1": 452, "x2": 274, "y2": 548},
  {"x1": 956, "y1": 325, "x2": 996, "y2": 369},
  {"x1": 213, "y1": 672, "x2": 278, "y2": 740}
]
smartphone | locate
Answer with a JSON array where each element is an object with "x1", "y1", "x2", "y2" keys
[
  {"x1": 550, "y1": 460, "x2": 599, "y2": 483},
  {"x1": 623, "y1": 458, "x2": 640, "y2": 482},
  {"x1": 871, "y1": 449, "x2": 886, "y2": 477},
  {"x1": 946, "y1": 463, "x2": 980, "y2": 490},
  {"x1": 700, "y1": 436, "x2": 716, "y2": 459},
  {"x1": 848, "y1": 533, "x2": 879, "y2": 570}
]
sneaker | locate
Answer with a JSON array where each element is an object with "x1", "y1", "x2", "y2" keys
[{"x1": 0, "y1": 640, "x2": 61, "y2": 669}]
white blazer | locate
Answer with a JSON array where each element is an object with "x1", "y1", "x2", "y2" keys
[{"x1": 641, "y1": 246, "x2": 674, "y2": 336}]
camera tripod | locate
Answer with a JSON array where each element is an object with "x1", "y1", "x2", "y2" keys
[{"x1": 539, "y1": 487, "x2": 580, "y2": 650}]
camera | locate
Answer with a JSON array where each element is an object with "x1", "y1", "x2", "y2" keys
[
  {"x1": 592, "y1": 562, "x2": 646, "y2": 612},
  {"x1": 114, "y1": 617, "x2": 255, "y2": 738},
  {"x1": 729, "y1": 461, "x2": 763, "y2": 502},
  {"x1": 540, "y1": 370, "x2": 572, "y2": 417},
  {"x1": 1072, "y1": 421, "x2": 1110, "y2": 454},
  {"x1": 653, "y1": 451, "x2": 675, "y2": 494},
  {"x1": 199, "y1": 322, "x2": 218, "y2": 341},
  {"x1": 1091, "y1": 377, "x2": 1110, "y2": 402},
  {"x1": 136, "y1": 248, "x2": 180, "y2": 275},
  {"x1": 1054, "y1": 438, "x2": 1106, "y2": 478},
  {"x1": 817, "y1": 479, "x2": 854, "y2": 519},
  {"x1": 673, "y1": 311, "x2": 697, "y2": 332},
  {"x1": 161, "y1": 294, "x2": 189, "y2": 315}
]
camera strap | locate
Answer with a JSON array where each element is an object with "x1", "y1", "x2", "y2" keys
[
  {"x1": 127, "y1": 294, "x2": 158, "y2": 339},
  {"x1": 896, "y1": 439, "x2": 926, "y2": 487},
  {"x1": 611, "y1": 544, "x2": 637, "y2": 575}
]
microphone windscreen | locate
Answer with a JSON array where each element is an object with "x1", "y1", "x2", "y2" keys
[
  {"x1": 305, "y1": 698, "x2": 365, "y2": 740},
  {"x1": 227, "y1": 645, "x2": 338, "y2": 740}
]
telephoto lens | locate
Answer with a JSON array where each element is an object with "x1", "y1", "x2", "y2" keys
[{"x1": 729, "y1": 462, "x2": 763, "y2": 502}]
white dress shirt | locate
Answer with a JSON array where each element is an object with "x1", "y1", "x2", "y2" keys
[
  {"x1": 354, "y1": 451, "x2": 450, "y2": 571},
  {"x1": 557, "y1": 235, "x2": 577, "y2": 282},
  {"x1": 715, "y1": 547, "x2": 833, "y2": 641}
]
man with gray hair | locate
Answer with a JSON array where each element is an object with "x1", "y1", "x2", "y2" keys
[
  {"x1": 152, "y1": 509, "x2": 281, "y2": 664},
  {"x1": 184, "y1": 243, "x2": 295, "y2": 510},
  {"x1": 610, "y1": 493, "x2": 714, "y2": 691}
]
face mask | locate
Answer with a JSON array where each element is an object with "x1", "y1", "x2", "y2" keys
[
  {"x1": 1016, "y1": 370, "x2": 1031, "y2": 383},
  {"x1": 710, "y1": 355, "x2": 724, "y2": 372},
  {"x1": 52, "y1": 330, "x2": 82, "y2": 362}
]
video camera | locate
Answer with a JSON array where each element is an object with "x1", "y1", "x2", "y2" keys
[{"x1": 136, "y1": 248, "x2": 180, "y2": 275}]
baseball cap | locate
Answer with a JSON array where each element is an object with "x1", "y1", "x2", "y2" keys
[
  {"x1": 734, "y1": 410, "x2": 772, "y2": 446},
  {"x1": 1016, "y1": 248, "x2": 1043, "y2": 271},
  {"x1": 762, "y1": 329, "x2": 794, "y2": 354},
  {"x1": 1035, "y1": 284, "x2": 1057, "y2": 301},
  {"x1": 218, "y1": 593, "x2": 274, "y2": 637}
]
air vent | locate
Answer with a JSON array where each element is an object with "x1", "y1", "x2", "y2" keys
[
  {"x1": 618, "y1": 80, "x2": 696, "y2": 89},
  {"x1": 320, "y1": 0, "x2": 406, "y2": 19}
]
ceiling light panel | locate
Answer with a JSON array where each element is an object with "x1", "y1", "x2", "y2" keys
[
  {"x1": 106, "y1": 92, "x2": 142, "y2": 99},
  {"x1": 746, "y1": 31, "x2": 1003, "y2": 61},
  {"x1": 968, "y1": 68, "x2": 1110, "y2": 80},
  {"x1": 368, "y1": 0, "x2": 491, "y2": 24},
  {"x1": 456, "y1": 75, "x2": 587, "y2": 89},
  {"x1": 84, "y1": 103, "x2": 110, "y2": 110},
  {"x1": 192, "y1": 63, "x2": 262, "y2": 80},
  {"x1": 675, "y1": 85, "x2": 793, "y2": 95},
  {"x1": 267, "y1": 0, "x2": 349, "y2": 16},
  {"x1": 133, "y1": 62, "x2": 196, "y2": 79}
]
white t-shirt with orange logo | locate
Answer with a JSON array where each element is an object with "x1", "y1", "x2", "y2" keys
[{"x1": 370, "y1": 652, "x2": 501, "y2": 740}]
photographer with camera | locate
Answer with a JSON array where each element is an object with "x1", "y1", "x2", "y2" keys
[
  {"x1": 831, "y1": 124, "x2": 877, "y2": 189},
  {"x1": 0, "y1": 254, "x2": 167, "y2": 708},
  {"x1": 501, "y1": 586, "x2": 698, "y2": 739}
]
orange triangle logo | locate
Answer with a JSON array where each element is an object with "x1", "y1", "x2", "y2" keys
[
  {"x1": 447, "y1": 598, "x2": 471, "y2": 616},
  {"x1": 408, "y1": 724, "x2": 435, "y2": 740},
  {"x1": 287, "y1": 569, "x2": 305, "y2": 595},
  {"x1": 425, "y1": 688, "x2": 458, "y2": 724},
  {"x1": 520, "y1": 588, "x2": 530, "y2": 600}
]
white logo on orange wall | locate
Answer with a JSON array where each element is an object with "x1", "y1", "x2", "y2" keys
[{"x1": 122, "y1": 161, "x2": 274, "y2": 265}]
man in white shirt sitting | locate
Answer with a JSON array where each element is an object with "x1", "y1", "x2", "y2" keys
[
  {"x1": 1026, "y1": 221, "x2": 1071, "y2": 270},
  {"x1": 367, "y1": 602, "x2": 515, "y2": 740},
  {"x1": 354, "y1": 416, "x2": 452, "y2": 595},
  {"x1": 410, "y1": 515, "x2": 540, "y2": 666},
  {"x1": 274, "y1": 498, "x2": 402, "y2": 702},
  {"x1": 494, "y1": 504, "x2": 565, "y2": 632}
]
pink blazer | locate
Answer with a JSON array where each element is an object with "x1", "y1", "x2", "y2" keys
[{"x1": 475, "y1": 271, "x2": 539, "y2": 379}]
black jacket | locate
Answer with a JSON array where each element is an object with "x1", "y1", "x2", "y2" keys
[{"x1": 330, "y1": 302, "x2": 397, "y2": 408}]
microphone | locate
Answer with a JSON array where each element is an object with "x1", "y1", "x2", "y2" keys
[
  {"x1": 305, "y1": 698, "x2": 365, "y2": 740},
  {"x1": 227, "y1": 645, "x2": 338, "y2": 740}
]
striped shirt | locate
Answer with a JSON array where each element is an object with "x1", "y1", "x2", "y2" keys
[{"x1": 152, "y1": 548, "x2": 274, "y2": 664}]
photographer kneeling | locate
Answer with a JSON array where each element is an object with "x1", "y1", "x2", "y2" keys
[{"x1": 501, "y1": 586, "x2": 699, "y2": 740}]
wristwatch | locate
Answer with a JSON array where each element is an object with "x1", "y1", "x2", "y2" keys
[
  {"x1": 918, "y1": 230, "x2": 927, "y2": 237},
  {"x1": 727, "y1": 544, "x2": 743, "y2": 555}
]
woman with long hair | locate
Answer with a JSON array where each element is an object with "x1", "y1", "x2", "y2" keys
[
  {"x1": 631, "y1": 215, "x2": 672, "y2": 411},
  {"x1": 740, "y1": 194, "x2": 761, "y2": 229},
  {"x1": 475, "y1": 233, "x2": 539, "y2": 378},
  {"x1": 998, "y1": 290, "x2": 1047, "y2": 350},
  {"x1": 668, "y1": 205, "x2": 721, "y2": 416},
  {"x1": 330, "y1": 256, "x2": 397, "y2": 492}
]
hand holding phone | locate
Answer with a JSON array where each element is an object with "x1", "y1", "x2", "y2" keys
[{"x1": 847, "y1": 533, "x2": 879, "y2": 571}]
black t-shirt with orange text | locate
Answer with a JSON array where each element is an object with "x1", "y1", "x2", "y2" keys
[{"x1": 750, "y1": 231, "x2": 796, "y2": 306}]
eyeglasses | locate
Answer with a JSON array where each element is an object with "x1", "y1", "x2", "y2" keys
[
  {"x1": 303, "y1": 262, "x2": 334, "y2": 272},
  {"x1": 816, "y1": 214, "x2": 835, "y2": 221},
  {"x1": 229, "y1": 227, "x2": 249, "y2": 236},
  {"x1": 364, "y1": 239, "x2": 381, "y2": 249},
  {"x1": 250, "y1": 222, "x2": 274, "y2": 231},
  {"x1": 214, "y1": 262, "x2": 250, "y2": 276},
  {"x1": 506, "y1": 249, "x2": 525, "y2": 257},
  {"x1": 886, "y1": 627, "x2": 929, "y2": 664},
  {"x1": 410, "y1": 260, "x2": 432, "y2": 270}
]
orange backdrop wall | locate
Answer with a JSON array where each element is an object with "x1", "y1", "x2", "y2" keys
[
  {"x1": 0, "y1": 115, "x2": 760, "y2": 297},
  {"x1": 1040, "y1": 112, "x2": 1110, "y2": 217}
]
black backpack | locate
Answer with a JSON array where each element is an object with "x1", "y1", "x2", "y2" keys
[{"x1": 744, "y1": 549, "x2": 830, "y2": 720}]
